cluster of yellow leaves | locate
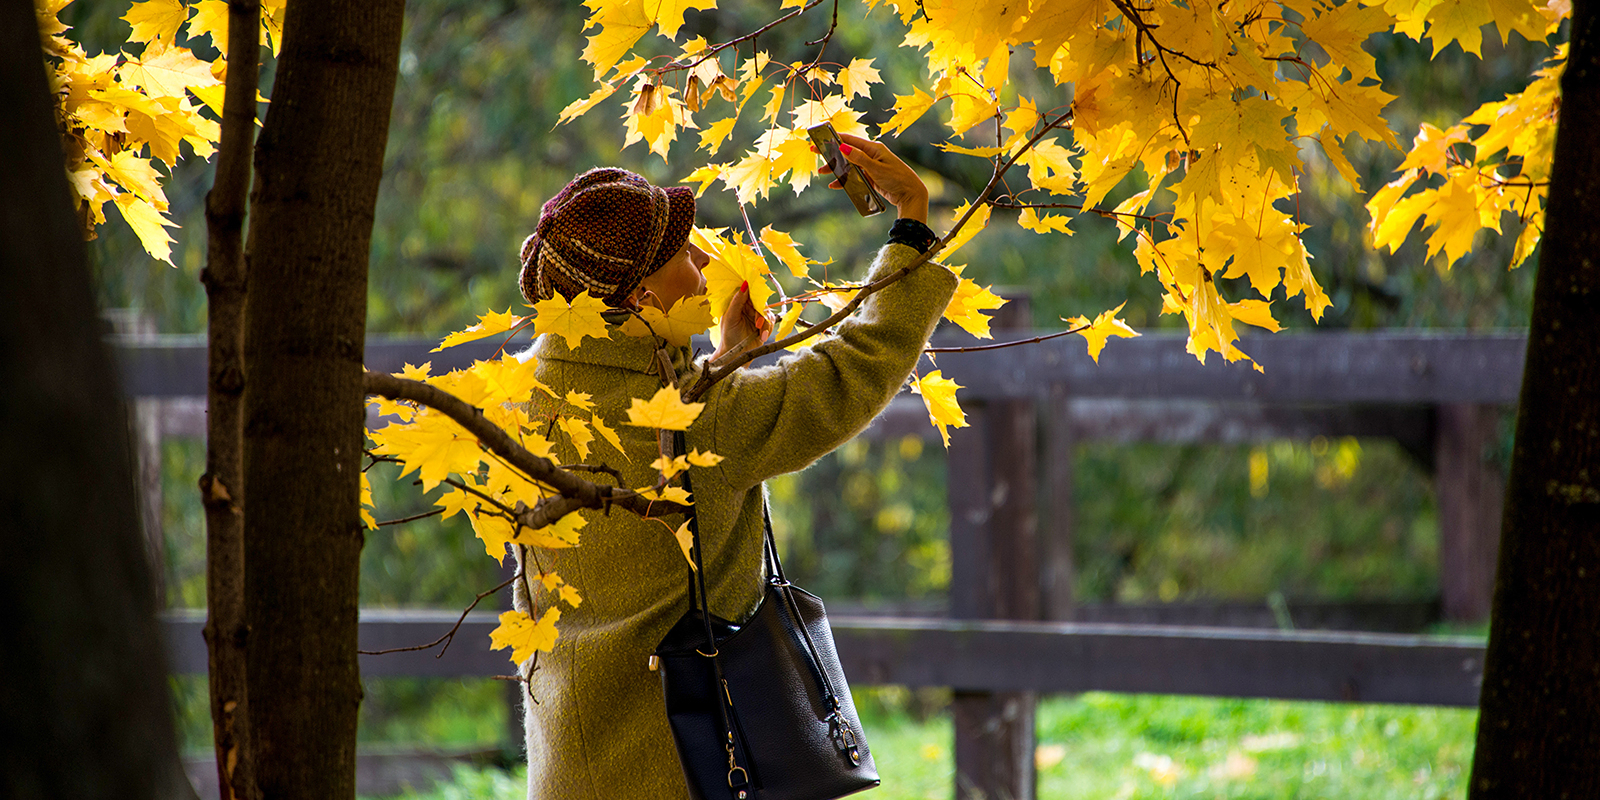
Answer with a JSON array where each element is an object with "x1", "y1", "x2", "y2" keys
[
  {"x1": 1367, "y1": 8, "x2": 1567, "y2": 270},
  {"x1": 368, "y1": 297, "x2": 728, "y2": 663},
  {"x1": 38, "y1": 0, "x2": 283, "y2": 264},
  {"x1": 567, "y1": 0, "x2": 1566, "y2": 381}
]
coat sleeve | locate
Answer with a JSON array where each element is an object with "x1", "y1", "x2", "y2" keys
[{"x1": 690, "y1": 243, "x2": 959, "y2": 491}]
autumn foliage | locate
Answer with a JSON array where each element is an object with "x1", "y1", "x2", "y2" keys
[{"x1": 42, "y1": 0, "x2": 1570, "y2": 664}]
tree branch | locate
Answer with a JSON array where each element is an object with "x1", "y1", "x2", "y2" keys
[
  {"x1": 924, "y1": 324, "x2": 1089, "y2": 354},
  {"x1": 683, "y1": 108, "x2": 1078, "y2": 402},
  {"x1": 363, "y1": 371, "x2": 688, "y2": 520}
]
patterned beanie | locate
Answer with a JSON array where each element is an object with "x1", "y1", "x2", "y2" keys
[{"x1": 519, "y1": 168, "x2": 696, "y2": 307}]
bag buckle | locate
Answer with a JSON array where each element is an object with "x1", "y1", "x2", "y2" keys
[
  {"x1": 725, "y1": 733, "x2": 749, "y2": 797},
  {"x1": 827, "y1": 712, "x2": 862, "y2": 766}
]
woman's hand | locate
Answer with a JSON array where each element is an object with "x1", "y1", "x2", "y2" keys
[
  {"x1": 822, "y1": 133, "x2": 929, "y2": 223},
  {"x1": 711, "y1": 281, "x2": 773, "y2": 365}
]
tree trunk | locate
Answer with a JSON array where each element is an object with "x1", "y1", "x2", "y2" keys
[
  {"x1": 1468, "y1": 2, "x2": 1600, "y2": 794},
  {"x1": 0, "y1": 0, "x2": 192, "y2": 795},
  {"x1": 240, "y1": 2, "x2": 404, "y2": 796},
  {"x1": 201, "y1": 2, "x2": 261, "y2": 798}
]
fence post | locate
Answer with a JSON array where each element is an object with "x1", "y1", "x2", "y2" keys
[
  {"x1": 1435, "y1": 403, "x2": 1503, "y2": 621},
  {"x1": 1041, "y1": 382, "x2": 1075, "y2": 622},
  {"x1": 105, "y1": 309, "x2": 165, "y2": 605},
  {"x1": 948, "y1": 294, "x2": 1037, "y2": 800}
]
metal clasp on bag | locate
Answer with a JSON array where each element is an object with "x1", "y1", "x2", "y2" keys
[
  {"x1": 826, "y1": 711, "x2": 862, "y2": 766},
  {"x1": 725, "y1": 732, "x2": 749, "y2": 798}
]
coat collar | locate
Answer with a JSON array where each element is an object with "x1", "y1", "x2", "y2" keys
[{"x1": 530, "y1": 324, "x2": 694, "y2": 378}]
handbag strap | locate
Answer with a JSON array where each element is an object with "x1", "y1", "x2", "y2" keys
[{"x1": 673, "y1": 432, "x2": 846, "y2": 717}]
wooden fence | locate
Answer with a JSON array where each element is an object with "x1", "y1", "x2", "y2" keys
[{"x1": 127, "y1": 325, "x2": 1522, "y2": 799}]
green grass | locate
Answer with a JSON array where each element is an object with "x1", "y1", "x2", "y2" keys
[{"x1": 374, "y1": 692, "x2": 1477, "y2": 799}]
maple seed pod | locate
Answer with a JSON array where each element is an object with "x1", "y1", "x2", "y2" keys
[
  {"x1": 712, "y1": 75, "x2": 737, "y2": 103},
  {"x1": 632, "y1": 83, "x2": 658, "y2": 116},
  {"x1": 685, "y1": 76, "x2": 703, "y2": 113}
]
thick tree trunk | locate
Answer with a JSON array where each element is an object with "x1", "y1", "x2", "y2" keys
[
  {"x1": 0, "y1": 0, "x2": 191, "y2": 796},
  {"x1": 1468, "y1": 2, "x2": 1600, "y2": 794},
  {"x1": 200, "y1": 2, "x2": 261, "y2": 798},
  {"x1": 240, "y1": 2, "x2": 404, "y2": 796}
]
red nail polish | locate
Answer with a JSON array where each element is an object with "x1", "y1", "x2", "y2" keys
[
  {"x1": 740, "y1": 280, "x2": 749, "y2": 292},
  {"x1": 840, "y1": 143, "x2": 855, "y2": 155}
]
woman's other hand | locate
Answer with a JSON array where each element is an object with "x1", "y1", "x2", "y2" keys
[
  {"x1": 711, "y1": 281, "x2": 773, "y2": 365},
  {"x1": 823, "y1": 133, "x2": 930, "y2": 223}
]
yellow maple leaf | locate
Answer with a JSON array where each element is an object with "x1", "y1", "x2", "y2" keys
[
  {"x1": 671, "y1": 520, "x2": 696, "y2": 570},
  {"x1": 624, "y1": 387, "x2": 705, "y2": 430},
  {"x1": 681, "y1": 164, "x2": 724, "y2": 196},
  {"x1": 557, "y1": 416, "x2": 596, "y2": 460},
  {"x1": 557, "y1": 83, "x2": 619, "y2": 126},
  {"x1": 117, "y1": 46, "x2": 220, "y2": 101},
  {"x1": 942, "y1": 275, "x2": 1008, "y2": 338},
  {"x1": 637, "y1": 484, "x2": 693, "y2": 505},
  {"x1": 434, "y1": 307, "x2": 527, "y2": 351},
  {"x1": 581, "y1": 0, "x2": 651, "y2": 79},
  {"x1": 473, "y1": 356, "x2": 550, "y2": 406},
  {"x1": 359, "y1": 470, "x2": 376, "y2": 530},
  {"x1": 774, "y1": 301, "x2": 806, "y2": 350},
  {"x1": 565, "y1": 390, "x2": 596, "y2": 411},
  {"x1": 490, "y1": 608, "x2": 561, "y2": 664},
  {"x1": 839, "y1": 57, "x2": 882, "y2": 99},
  {"x1": 652, "y1": 454, "x2": 690, "y2": 479},
  {"x1": 533, "y1": 290, "x2": 610, "y2": 350},
  {"x1": 910, "y1": 371, "x2": 967, "y2": 448},
  {"x1": 186, "y1": 0, "x2": 230, "y2": 55},
  {"x1": 559, "y1": 585, "x2": 584, "y2": 608},
  {"x1": 525, "y1": 511, "x2": 587, "y2": 549},
  {"x1": 759, "y1": 225, "x2": 809, "y2": 277},
  {"x1": 699, "y1": 233, "x2": 772, "y2": 321},
  {"x1": 123, "y1": 0, "x2": 188, "y2": 46},
  {"x1": 1018, "y1": 207, "x2": 1073, "y2": 235},
  {"x1": 1065, "y1": 302, "x2": 1140, "y2": 363},
  {"x1": 697, "y1": 115, "x2": 737, "y2": 155},
  {"x1": 114, "y1": 194, "x2": 177, "y2": 265},
  {"x1": 618, "y1": 295, "x2": 714, "y2": 346},
  {"x1": 687, "y1": 449, "x2": 723, "y2": 467},
  {"x1": 879, "y1": 87, "x2": 938, "y2": 137},
  {"x1": 943, "y1": 201, "x2": 991, "y2": 259},
  {"x1": 589, "y1": 413, "x2": 628, "y2": 460}
]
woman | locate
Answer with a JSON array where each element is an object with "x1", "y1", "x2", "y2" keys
[{"x1": 513, "y1": 134, "x2": 956, "y2": 799}]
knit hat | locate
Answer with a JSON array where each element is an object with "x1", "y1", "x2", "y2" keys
[{"x1": 519, "y1": 168, "x2": 696, "y2": 307}]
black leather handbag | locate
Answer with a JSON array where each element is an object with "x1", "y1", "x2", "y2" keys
[{"x1": 654, "y1": 434, "x2": 879, "y2": 800}]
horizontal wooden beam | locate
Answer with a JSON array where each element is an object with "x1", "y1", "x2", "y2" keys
[
  {"x1": 161, "y1": 611, "x2": 1485, "y2": 706},
  {"x1": 932, "y1": 331, "x2": 1526, "y2": 403},
  {"x1": 114, "y1": 332, "x2": 1525, "y2": 404}
]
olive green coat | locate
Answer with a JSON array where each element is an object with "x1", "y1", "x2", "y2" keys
[{"x1": 513, "y1": 243, "x2": 957, "y2": 799}]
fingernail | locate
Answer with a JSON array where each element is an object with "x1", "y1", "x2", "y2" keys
[
  {"x1": 840, "y1": 143, "x2": 855, "y2": 155},
  {"x1": 740, "y1": 281, "x2": 749, "y2": 292}
]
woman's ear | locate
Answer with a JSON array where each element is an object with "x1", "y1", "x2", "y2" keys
[{"x1": 635, "y1": 288, "x2": 665, "y2": 313}]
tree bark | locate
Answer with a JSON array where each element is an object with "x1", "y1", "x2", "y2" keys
[
  {"x1": 201, "y1": 2, "x2": 261, "y2": 798},
  {"x1": 0, "y1": 0, "x2": 191, "y2": 795},
  {"x1": 1468, "y1": 2, "x2": 1600, "y2": 794},
  {"x1": 240, "y1": 2, "x2": 405, "y2": 796}
]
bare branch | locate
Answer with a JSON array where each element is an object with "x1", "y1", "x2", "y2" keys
[
  {"x1": 357, "y1": 570, "x2": 521, "y2": 657},
  {"x1": 375, "y1": 508, "x2": 444, "y2": 527},
  {"x1": 924, "y1": 324, "x2": 1090, "y2": 354}
]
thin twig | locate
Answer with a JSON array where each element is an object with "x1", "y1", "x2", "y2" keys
[
  {"x1": 924, "y1": 325, "x2": 1090, "y2": 353},
  {"x1": 376, "y1": 508, "x2": 446, "y2": 527},
  {"x1": 357, "y1": 570, "x2": 522, "y2": 657}
]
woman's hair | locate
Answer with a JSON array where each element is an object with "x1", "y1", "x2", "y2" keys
[{"x1": 519, "y1": 168, "x2": 696, "y2": 307}]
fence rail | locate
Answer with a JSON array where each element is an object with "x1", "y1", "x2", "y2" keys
[{"x1": 160, "y1": 611, "x2": 1486, "y2": 706}]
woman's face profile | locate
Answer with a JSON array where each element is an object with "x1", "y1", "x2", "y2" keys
[{"x1": 636, "y1": 240, "x2": 709, "y2": 311}]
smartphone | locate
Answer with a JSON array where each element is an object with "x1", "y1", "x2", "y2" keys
[{"x1": 807, "y1": 123, "x2": 888, "y2": 217}]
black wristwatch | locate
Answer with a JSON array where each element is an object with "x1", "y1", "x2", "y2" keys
[{"x1": 887, "y1": 218, "x2": 937, "y2": 254}]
